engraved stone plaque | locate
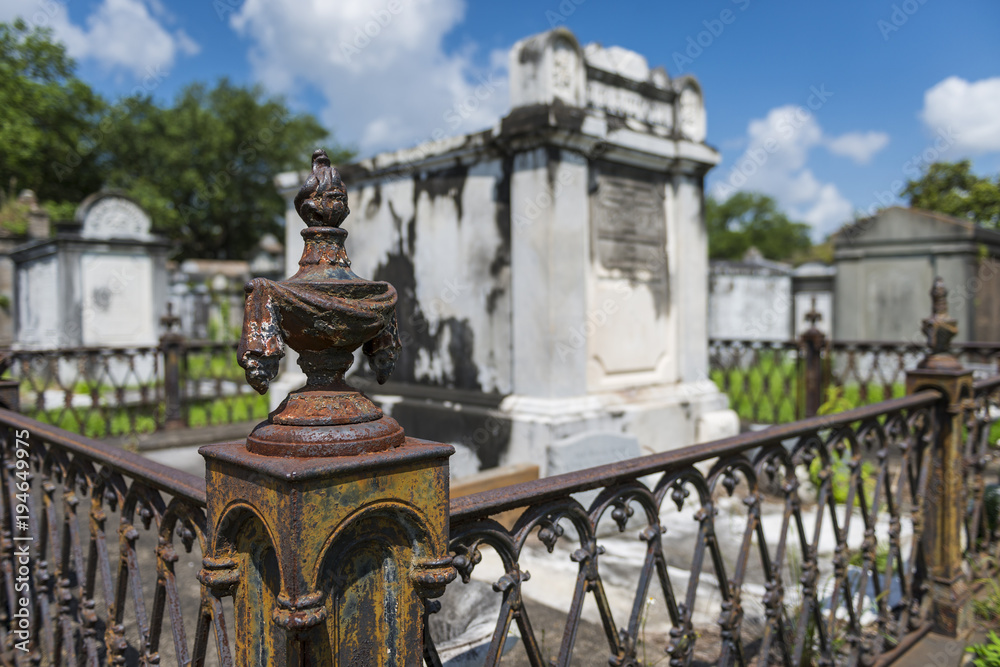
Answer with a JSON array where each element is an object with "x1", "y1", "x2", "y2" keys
[{"x1": 590, "y1": 163, "x2": 667, "y2": 277}]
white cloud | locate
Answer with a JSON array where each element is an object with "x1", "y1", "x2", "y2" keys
[
  {"x1": 711, "y1": 104, "x2": 863, "y2": 236},
  {"x1": 228, "y1": 0, "x2": 509, "y2": 155},
  {"x1": 921, "y1": 76, "x2": 1000, "y2": 154},
  {"x1": 826, "y1": 131, "x2": 889, "y2": 164},
  {"x1": 0, "y1": 0, "x2": 198, "y2": 78}
]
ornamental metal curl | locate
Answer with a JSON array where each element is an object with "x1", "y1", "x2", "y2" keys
[{"x1": 427, "y1": 395, "x2": 940, "y2": 666}]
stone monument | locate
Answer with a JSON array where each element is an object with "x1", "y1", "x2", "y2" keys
[
  {"x1": 11, "y1": 192, "x2": 169, "y2": 348},
  {"x1": 274, "y1": 28, "x2": 738, "y2": 473}
]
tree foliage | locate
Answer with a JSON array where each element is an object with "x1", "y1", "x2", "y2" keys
[
  {"x1": 0, "y1": 21, "x2": 349, "y2": 259},
  {"x1": 902, "y1": 160, "x2": 1000, "y2": 228},
  {"x1": 100, "y1": 81, "x2": 345, "y2": 259},
  {"x1": 0, "y1": 20, "x2": 104, "y2": 213},
  {"x1": 706, "y1": 191, "x2": 813, "y2": 261}
]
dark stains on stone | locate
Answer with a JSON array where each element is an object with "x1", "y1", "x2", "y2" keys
[
  {"x1": 387, "y1": 200, "x2": 403, "y2": 236},
  {"x1": 371, "y1": 249, "x2": 482, "y2": 392},
  {"x1": 499, "y1": 101, "x2": 587, "y2": 139},
  {"x1": 413, "y1": 164, "x2": 468, "y2": 223},
  {"x1": 364, "y1": 184, "x2": 382, "y2": 218},
  {"x1": 518, "y1": 41, "x2": 542, "y2": 64},
  {"x1": 484, "y1": 156, "x2": 513, "y2": 317},
  {"x1": 545, "y1": 146, "x2": 561, "y2": 190},
  {"x1": 485, "y1": 286, "x2": 505, "y2": 317},
  {"x1": 605, "y1": 113, "x2": 629, "y2": 133},
  {"x1": 406, "y1": 214, "x2": 416, "y2": 256},
  {"x1": 446, "y1": 320, "x2": 479, "y2": 389}
]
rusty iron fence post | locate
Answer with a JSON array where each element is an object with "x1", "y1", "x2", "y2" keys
[
  {"x1": 0, "y1": 352, "x2": 18, "y2": 412},
  {"x1": 905, "y1": 277, "x2": 973, "y2": 638},
  {"x1": 800, "y1": 297, "x2": 827, "y2": 418},
  {"x1": 160, "y1": 303, "x2": 186, "y2": 430},
  {"x1": 199, "y1": 150, "x2": 454, "y2": 665}
]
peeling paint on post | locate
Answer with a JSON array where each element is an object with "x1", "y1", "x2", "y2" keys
[
  {"x1": 199, "y1": 150, "x2": 455, "y2": 665},
  {"x1": 905, "y1": 277, "x2": 973, "y2": 639}
]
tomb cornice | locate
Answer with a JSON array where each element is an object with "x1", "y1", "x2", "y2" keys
[
  {"x1": 9, "y1": 234, "x2": 172, "y2": 263},
  {"x1": 833, "y1": 239, "x2": 985, "y2": 260}
]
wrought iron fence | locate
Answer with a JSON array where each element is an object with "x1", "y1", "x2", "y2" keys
[
  {"x1": 428, "y1": 392, "x2": 944, "y2": 666},
  {"x1": 0, "y1": 409, "x2": 231, "y2": 665},
  {"x1": 709, "y1": 336, "x2": 1000, "y2": 427},
  {"x1": 708, "y1": 339, "x2": 802, "y2": 424},
  {"x1": 1, "y1": 340, "x2": 264, "y2": 439},
  {"x1": 6, "y1": 347, "x2": 164, "y2": 438},
  {"x1": 8, "y1": 381, "x2": 994, "y2": 666},
  {"x1": 181, "y1": 342, "x2": 267, "y2": 428},
  {"x1": 964, "y1": 374, "x2": 1000, "y2": 578}
]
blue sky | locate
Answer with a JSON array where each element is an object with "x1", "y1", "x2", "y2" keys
[{"x1": 4, "y1": 0, "x2": 999, "y2": 237}]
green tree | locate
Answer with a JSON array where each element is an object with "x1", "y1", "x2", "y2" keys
[
  {"x1": 0, "y1": 20, "x2": 104, "y2": 218},
  {"x1": 902, "y1": 160, "x2": 1000, "y2": 227},
  {"x1": 101, "y1": 80, "x2": 347, "y2": 259},
  {"x1": 706, "y1": 191, "x2": 812, "y2": 261}
]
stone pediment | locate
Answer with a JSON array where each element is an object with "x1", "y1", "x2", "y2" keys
[
  {"x1": 75, "y1": 192, "x2": 153, "y2": 241},
  {"x1": 509, "y1": 28, "x2": 707, "y2": 142}
]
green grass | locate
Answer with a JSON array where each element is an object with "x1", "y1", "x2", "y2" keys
[
  {"x1": 185, "y1": 394, "x2": 268, "y2": 428},
  {"x1": 30, "y1": 406, "x2": 160, "y2": 439},
  {"x1": 709, "y1": 351, "x2": 909, "y2": 425},
  {"x1": 185, "y1": 348, "x2": 244, "y2": 380},
  {"x1": 18, "y1": 346, "x2": 262, "y2": 438},
  {"x1": 709, "y1": 350, "x2": 800, "y2": 424}
]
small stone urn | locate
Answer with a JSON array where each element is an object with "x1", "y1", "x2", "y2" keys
[{"x1": 237, "y1": 149, "x2": 403, "y2": 456}]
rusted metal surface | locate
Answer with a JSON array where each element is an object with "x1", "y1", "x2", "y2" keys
[
  {"x1": 0, "y1": 338, "x2": 264, "y2": 438},
  {"x1": 450, "y1": 391, "x2": 942, "y2": 523},
  {"x1": 235, "y1": 149, "x2": 403, "y2": 457},
  {"x1": 801, "y1": 297, "x2": 827, "y2": 418},
  {"x1": 962, "y1": 372, "x2": 1000, "y2": 583},
  {"x1": 709, "y1": 334, "x2": 1000, "y2": 428},
  {"x1": 200, "y1": 149, "x2": 454, "y2": 664},
  {"x1": 0, "y1": 407, "x2": 228, "y2": 666},
  {"x1": 160, "y1": 304, "x2": 185, "y2": 430},
  {"x1": 903, "y1": 280, "x2": 975, "y2": 637},
  {"x1": 435, "y1": 390, "x2": 942, "y2": 665},
  {"x1": 431, "y1": 279, "x2": 992, "y2": 665}
]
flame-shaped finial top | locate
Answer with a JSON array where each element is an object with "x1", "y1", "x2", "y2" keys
[
  {"x1": 919, "y1": 276, "x2": 959, "y2": 369},
  {"x1": 294, "y1": 149, "x2": 350, "y2": 227},
  {"x1": 930, "y1": 276, "x2": 948, "y2": 317}
]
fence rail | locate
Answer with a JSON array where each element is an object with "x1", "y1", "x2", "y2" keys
[
  {"x1": 431, "y1": 392, "x2": 947, "y2": 665},
  {"x1": 1, "y1": 339, "x2": 264, "y2": 440},
  {"x1": 710, "y1": 335, "x2": 1000, "y2": 426},
  {"x1": 0, "y1": 408, "x2": 230, "y2": 666},
  {"x1": 6, "y1": 371, "x2": 992, "y2": 665}
]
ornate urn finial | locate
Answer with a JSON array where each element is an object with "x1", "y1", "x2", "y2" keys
[
  {"x1": 918, "y1": 276, "x2": 960, "y2": 370},
  {"x1": 236, "y1": 149, "x2": 403, "y2": 456}
]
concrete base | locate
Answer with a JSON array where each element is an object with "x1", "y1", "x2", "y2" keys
[
  {"x1": 357, "y1": 377, "x2": 738, "y2": 477},
  {"x1": 501, "y1": 381, "x2": 738, "y2": 475}
]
